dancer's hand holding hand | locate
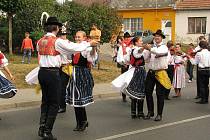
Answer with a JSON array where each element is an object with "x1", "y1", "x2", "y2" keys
[{"x1": 144, "y1": 44, "x2": 152, "y2": 51}]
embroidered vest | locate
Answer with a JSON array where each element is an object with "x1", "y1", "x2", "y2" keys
[
  {"x1": 38, "y1": 36, "x2": 60, "y2": 56},
  {"x1": 130, "y1": 49, "x2": 145, "y2": 67}
]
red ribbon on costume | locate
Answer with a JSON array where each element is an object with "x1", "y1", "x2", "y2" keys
[
  {"x1": 174, "y1": 64, "x2": 180, "y2": 73},
  {"x1": 0, "y1": 53, "x2": 5, "y2": 65}
]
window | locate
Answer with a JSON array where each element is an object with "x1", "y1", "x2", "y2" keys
[
  {"x1": 123, "y1": 18, "x2": 143, "y2": 33},
  {"x1": 188, "y1": 17, "x2": 206, "y2": 34}
]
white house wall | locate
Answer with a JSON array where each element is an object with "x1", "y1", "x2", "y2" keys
[{"x1": 175, "y1": 10, "x2": 210, "y2": 44}]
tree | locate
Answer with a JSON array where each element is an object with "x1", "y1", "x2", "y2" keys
[
  {"x1": 0, "y1": 0, "x2": 24, "y2": 54},
  {"x1": 13, "y1": 0, "x2": 54, "y2": 53}
]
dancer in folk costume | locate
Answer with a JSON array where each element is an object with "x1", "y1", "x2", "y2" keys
[
  {"x1": 194, "y1": 41, "x2": 210, "y2": 104},
  {"x1": 173, "y1": 50, "x2": 186, "y2": 97},
  {"x1": 164, "y1": 41, "x2": 175, "y2": 100},
  {"x1": 116, "y1": 32, "x2": 132, "y2": 102},
  {"x1": 112, "y1": 36, "x2": 148, "y2": 119},
  {"x1": 0, "y1": 51, "x2": 16, "y2": 99},
  {"x1": 37, "y1": 17, "x2": 97, "y2": 140},
  {"x1": 66, "y1": 31, "x2": 97, "y2": 131},
  {"x1": 57, "y1": 26, "x2": 72, "y2": 114},
  {"x1": 0, "y1": 51, "x2": 16, "y2": 120},
  {"x1": 193, "y1": 36, "x2": 206, "y2": 99},
  {"x1": 144, "y1": 30, "x2": 171, "y2": 121}
]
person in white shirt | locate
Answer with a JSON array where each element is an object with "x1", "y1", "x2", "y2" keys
[
  {"x1": 193, "y1": 36, "x2": 206, "y2": 99},
  {"x1": 165, "y1": 41, "x2": 175, "y2": 100},
  {"x1": 37, "y1": 17, "x2": 97, "y2": 140},
  {"x1": 194, "y1": 41, "x2": 210, "y2": 104},
  {"x1": 57, "y1": 29, "x2": 72, "y2": 114},
  {"x1": 143, "y1": 29, "x2": 170, "y2": 121},
  {"x1": 66, "y1": 31, "x2": 97, "y2": 131}
]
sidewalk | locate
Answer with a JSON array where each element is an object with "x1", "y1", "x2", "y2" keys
[{"x1": 0, "y1": 83, "x2": 119, "y2": 111}]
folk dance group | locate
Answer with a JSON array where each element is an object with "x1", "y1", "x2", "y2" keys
[
  {"x1": 0, "y1": 16, "x2": 210, "y2": 140},
  {"x1": 112, "y1": 30, "x2": 210, "y2": 122}
]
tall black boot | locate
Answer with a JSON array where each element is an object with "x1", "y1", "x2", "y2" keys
[
  {"x1": 79, "y1": 107, "x2": 88, "y2": 131},
  {"x1": 73, "y1": 107, "x2": 81, "y2": 131},
  {"x1": 131, "y1": 99, "x2": 137, "y2": 119},
  {"x1": 122, "y1": 93, "x2": 127, "y2": 102},
  {"x1": 38, "y1": 113, "x2": 47, "y2": 137},
  {"x1": 43, "y1": 116, "x2": 57, "y2": 140},
  {"x1": 137, "y1": 100, "x2": 145, "y2": 119}
]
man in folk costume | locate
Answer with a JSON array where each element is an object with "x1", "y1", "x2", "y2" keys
[
  {"x1": 165, "y1": 41, "x2": 175, "y2": 100},
  {"x1": 37, "y1": 17, "x2": 97, "y2": 140},
  {"x1": 57, "y1": 26, "x2": 72, "y2": 113},
  {"x1": 120, "y1": 32, "x2": 132, "y2": 102},
  {"x1": 66, "y1": 31, "x2": 97, "y2": 131},
  {"x1": 194, "y1": 41, "x2": 210, "y2": 104},
  {"x1": 193, "y1": 36, "x2": 207, "y2": 99},
  {"x1": 144, "y1": 29, "x2": 171, "y2": 121}
]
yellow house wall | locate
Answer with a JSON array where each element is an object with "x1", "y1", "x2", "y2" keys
[{"x1": 118, "y1": 9, "x2": 176, "y2": 42}]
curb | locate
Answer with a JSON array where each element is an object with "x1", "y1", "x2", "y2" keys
[{"x1": 0, "y1": 92, "x2": 118, "y2": 111}]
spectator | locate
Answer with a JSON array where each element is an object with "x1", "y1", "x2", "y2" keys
[
  {"x1": 186, "y1": 43, "x2": 195, "y2": 83},
  {"x1": 21, "y1": 32, "x2": 34, "y2": 64}
]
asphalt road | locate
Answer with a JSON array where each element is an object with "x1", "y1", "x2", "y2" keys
[{"x1": 0, "y1": 82, "x2": 210, "y2": 140}]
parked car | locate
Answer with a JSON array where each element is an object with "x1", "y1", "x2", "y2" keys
[{"x1": 133, "y1": 30, "x2": 154, "y2": 44}]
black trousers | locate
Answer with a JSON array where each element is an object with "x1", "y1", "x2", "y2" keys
[
  {"x1": 198, "y1": 69, "x2": 209, "y2": 102},
  {"x1": 131, "y1": 99, "x2": 144, "y2": 115},
  {"x1": 74, "y1": 107, "x2": 87, "y2": 125},
  {"x1": 165, "y1": 65, "x2": 174, "y2": 98},
  {"x1": 186, "y1": 60, "x2": 194, "y2": 80},
  {"x1": 59, "y1": 69, "x2": 70, "y2": 109},
  {"x1": 38, "y1": 68, "x2": 61, "y2": 130},
  {"x1": 145, "y1": 70, "x2": 166, "y2": 115},
  {"x1": 196, "y1": 65, "x2": 201, "y2": 97},
  {"x1": 121, "y1": 65, "x2": 129, "y2": 99}
]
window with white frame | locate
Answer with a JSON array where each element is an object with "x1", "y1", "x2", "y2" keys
[
  {"x1": 123, "y1": 18, "x2": 143, "y2": 33},
  {"x1": 188, "y1": 17, "x2": 206, "y2": 34}
]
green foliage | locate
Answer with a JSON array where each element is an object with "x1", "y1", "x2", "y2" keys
[
  {"x1": 52, "y1": 2, "x2": 122, "y2": 42},
  {"x1": 1, "y1": 0, "x2": 122, "y2": 53},
  {"x1": 0, "y1": 0, "x2": 24, "y2": 15},
  {"x1": 12, "y1": 0, "x2": 55, "y2": 51}
]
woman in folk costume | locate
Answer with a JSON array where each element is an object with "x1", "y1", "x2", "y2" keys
[
  {"x1": 144, "y1": 29, "x2": 172, "y2": 121},
  {"x1": 173, "y1": 50, "x2": 186, "y2": 97},
  {"x1": 66, "y1": 31, "x2": 97, "y2": 131},
  {"x1": 113, "y1": 36, "x2": 147, "y2": 119},
  {"x1": 0, "y1": 51, "x2": 16, "y2": 99},
  {"x1": 36, "y1": 17, "x2": 97, "y2": 140}
]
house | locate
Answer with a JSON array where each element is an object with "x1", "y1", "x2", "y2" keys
[
  {"x1": 175, "y1": 0, "x2": 210, "y2": 44},
  {"x1": 110, "y1": 0, "x2": 176, "y2": 42}
]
